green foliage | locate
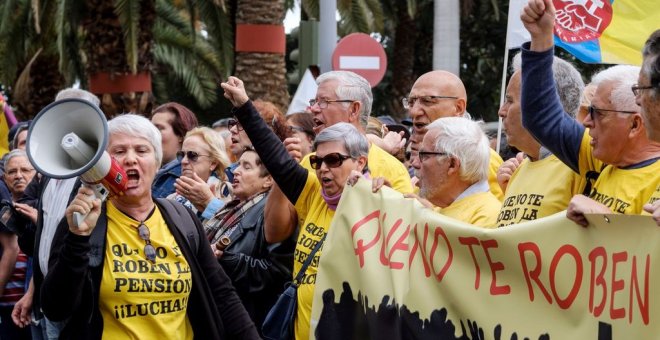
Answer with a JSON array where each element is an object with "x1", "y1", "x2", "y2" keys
[{"x1": 114, "y1": 0, "x2": 141, "y2": 73}]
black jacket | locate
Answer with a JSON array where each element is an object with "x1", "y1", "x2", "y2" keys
[
  {"x1": 218, "y1": 193, "x2": 295, "y2": 329},
  {"x1": 40, "y1": 199, "x2": 260, "y2": 340},
  {"x1": 13, "y1": 176, "x2": 81, "y2": 321}
]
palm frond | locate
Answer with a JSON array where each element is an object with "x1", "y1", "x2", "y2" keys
[
  {"x1": 364, "y1": 0, "x2": 384, "y2": 33},
  {"x1": 338, "y1": 0, "x2": 370, "y2": 34},
  {"x1": 114, "y1": 0, "x2": 141, "y2": 73},
  {"x1": 56, "y1": 0, "x2": 85, "y2": 85},
  {"x1": 301, "y1": 0, "x2": 318, "y2": 19},
  {"x1": 0, "y1": 0, "x2": 21, "y2": 34},
  {"x1": 194, "y1": 1, "x2": 233, "y2": 76},
  {"x1": 155, "y1": 0, "x2": 189, "y2": 31},
  {"x1": 153, "y1": 21, "x2": 223, "y2": 75},
  {"x1": 0, "y1": 1, "x2": 32, "y2": 85},
  {"x1": 153, "y1": 44, "x2": 218, "y2": 108}
]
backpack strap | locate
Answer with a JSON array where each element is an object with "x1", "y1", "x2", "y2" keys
[
  {"x1": 155, "y1": 198, "x2": 200, "y2": 254},
  {"x1": 582, "y1": 164, "x2": 607, "y2": 196},
  {"x1": 293, "y1": 234, "x2": 326, "y2": 287}
]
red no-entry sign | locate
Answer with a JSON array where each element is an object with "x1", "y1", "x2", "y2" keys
[{"x1": 332, "y1": 33, "x2": 387, "y2": 88}]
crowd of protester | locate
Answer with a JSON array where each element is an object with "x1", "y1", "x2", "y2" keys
[{"x1": 0, "y1": 0, "x2": 657, "y2": 338}]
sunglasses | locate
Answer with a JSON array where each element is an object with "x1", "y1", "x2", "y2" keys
[
  {"x1": 137, "y1": 222, "x2": 157, "y2": 263},
  {"x1": 588, "y1": 106, "x2": 636, "y2": 121},
  {"x1": 227, "y1": 118, "x2": 243, "y2": 131},
  {"x1": 309, "y1": 153, "x2": 352, "y2": 170},
  {"x1": 176, "y1": 150, "x2": 210, "y2": 162}
]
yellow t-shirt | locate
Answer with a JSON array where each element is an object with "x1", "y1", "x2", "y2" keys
[
  {"x1": 642, "y1": 185, "x2": 660, "y2": 216},
  {"x1": 497, "y1": 155, "x2": 586, "y2": 227},
  {"x1": 100, "y1": 202, "x2": 193, "y2": 339},
  {"x1": 301, "y1": 143, "x2": 413, "y2": 194},
  {"x1": 488, "y1": 148, "x2": 504, "y2": 201},
  {"x1": 436, "y1": 191, "x2": 500, "y2": 228},
  {"x1": 577, "y1": 130, "x2": 660, "y2": 214},
  {"x1": 292, "y1": 174, "x2": 333, "y2": 340}
]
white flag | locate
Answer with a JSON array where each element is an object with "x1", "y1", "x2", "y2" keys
[
  {"x1": 286, "y1": 69, "x2": 318, "y2": 115},
  {"x1": 506, "y1": 0, "x2": 531, "y2": 49}
]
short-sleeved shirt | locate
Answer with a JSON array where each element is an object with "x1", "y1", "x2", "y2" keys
[
  {"x1": 100, "y1": 202, "x2": 193, "y2": 339},
  {"x1": 497, "y1": 155, "x2": 586, "y2": 227}
]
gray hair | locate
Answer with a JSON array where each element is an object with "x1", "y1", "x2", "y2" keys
[
  {"x1": 316, "y1": 71, "x2": 373, "y2": 128},
  {"x1": 55, "y1": 88, "x2": 101, "y2": 107},
  {"x1": 591, "y1": 65, "x2": 641, "y2": 112},
  {"x1": 427, "y1": 117, "x2": 490, "y2": 183},
  {"x1": 4, "y1": 149, "x2": 28, "y2": 169},
  {"x1": 513, "y1": 53, "x2": 584, "y2": 117},
  {"x1": 313, "y1": 122, "x2": 369, "y2": 159},
  {"x1": 108, "y1": 114, "x2": 163, "y2": 167},
  {"x1": 642, "y1": 29, "x2": 660, "y2": 97}
]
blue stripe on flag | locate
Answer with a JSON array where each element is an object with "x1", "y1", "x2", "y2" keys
[{"x1": 554, "y1": 36, "x2": 603, "y2": 63}]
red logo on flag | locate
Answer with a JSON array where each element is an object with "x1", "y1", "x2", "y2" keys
[{"x1": 553, "y1": 0, "x2": 613, "y2": 43}]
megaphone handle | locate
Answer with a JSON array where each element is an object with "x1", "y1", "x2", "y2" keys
[{"x1": 72, "y1": 183, "x2": 110, "y2": 228}]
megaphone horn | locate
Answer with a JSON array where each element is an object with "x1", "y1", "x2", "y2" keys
[{"x1": 27, "y1": 99, "x2": 128, "y2": 226}]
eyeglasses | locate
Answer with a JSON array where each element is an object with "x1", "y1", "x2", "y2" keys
[
  {"x1": 402, "y1": 96, "x2": 458, "y2": 109},
  {"x1": 309, "y1": 153, "x2": 353, "y2": 169},
  {"x1": 418, "y1": 151, "x2": 448, "y2": 162},
  {"x1": 227, "y1": 118, "x2": 243, "y2": 131},
  {"x1": 631, "y1": 84, "x2": 656, "y2": 96},
  {"x1": 137, "y1": 222, "x2": 157, "y2": 263},
  {"x1": 176, "y1": 150, "x2": 211, "y2": 162},
  {"x1": 588, "y1": 106, "x2": 637, "y2": 121},
  {"x1": 288, "y1": 125, "x2": 305, "y2": 133},
  {"x1": 308, "y1": 99, "x2": 354, "y2": 109}
]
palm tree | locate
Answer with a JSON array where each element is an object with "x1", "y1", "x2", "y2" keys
[
  {"x1": 234, "y1": 0, "x2": 290, "y2": 111},
  {"x1": 0, "y1": 0, "x2": 232, "y2": 119},
  {"x1": 0, "y1": 0, "x2": 65, "y2": 118}
]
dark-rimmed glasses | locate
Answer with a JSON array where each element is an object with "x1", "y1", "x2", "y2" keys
[
  {"x1": 588, "y1": 106, "x2": 637, "y2": 121},
  {"x1": 418, "y1": 151, "x2": 448, "y2": 162},
  {"x1": 176, "y1": 150, "x2": 211, "y2": 162},
  {"x1": 308, "y1": 99, "x2": 354, "y2": 109},
  {"x1": 137, "y1": 222, "x2": 157, "y2": 263},
  {"x1": 309, "y1": 153, "x2": 352, "y2": 169},
  {"x1": 632, "y1": 84, "x2": 656, "y2": 96},
  {"x1": 402, "y1": 96, "x2": 458, "y2": 109},
  {"x1": 227, "y1": 118, "x2": 243, "y2": 131}
]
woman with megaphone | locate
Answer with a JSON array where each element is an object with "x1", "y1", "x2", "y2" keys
[{"x1": 39, "y1": 114, "x2": 259, "y2": 339}]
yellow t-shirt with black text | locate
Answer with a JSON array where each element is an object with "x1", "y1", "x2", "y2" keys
[
  {"x1": 435, "y1": 191, "x2": 500, "y2": 228},
  {"x1": 100, "y1": 202, "x2": 193, "y2": 339},
  {"x1": 576, "y1": 130, "x2": 660, "y2": 214},
  {"x1": 497, "y1": 155, "x2": 586, "y2": 227},
  {"x1": 292, "y1": 174, "x2": 334, "y2": 340}
]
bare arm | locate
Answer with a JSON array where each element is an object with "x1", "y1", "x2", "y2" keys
[
  {"x1": 264, "y1": 184, "x2": 298, "y2": 244},
  {"x1": 0, "y1": 233, "x2": 19, "y2": 297}
]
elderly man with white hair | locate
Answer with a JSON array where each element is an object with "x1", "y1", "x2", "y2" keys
[
  {"x1": 411, "y1": 117, "x2": 500, "y2": 227},
  {"x1": 265, "y1": 71, "x2": 412, "y2": 243},
  {"x1": 520, "y1": 0, "x2": 660, "y2": 226}
]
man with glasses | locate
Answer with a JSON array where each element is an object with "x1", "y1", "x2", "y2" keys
[
  {"x1": 520, "y1": 0, "x2": 660, "y2": 225},
  {"x1": 638, "y1": 29, "x2": 660, "y2": 223},
  {"x1": 265, "y1": 71, "x2": 413, "y2": 243},
  {"x1": 496, "y1": 53, "x2": 587, "y2": 227},
  {"x1": 405, "y1": 70, "x2": 505, "y2": 200},
  {"x1": 411, "y1": 117, "x2": 500, "y2": 227}
]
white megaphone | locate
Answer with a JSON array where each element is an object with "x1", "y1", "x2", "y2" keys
[{"x1": 26, "y1": 98, "x2": 128, "y2": 227}]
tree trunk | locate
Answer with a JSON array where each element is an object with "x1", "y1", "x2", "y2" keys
[
  {"x1": 387, "y1": 3, "x2": 418, "y2": 121},
  {"x1": 82, "y1": 0, "x2": 155, "y2": 117},
  {"x1": 234, "y1": 0, "x2": 290, "y2": 112}
]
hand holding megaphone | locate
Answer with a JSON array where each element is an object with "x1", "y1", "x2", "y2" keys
[
  {"x1": 27, "y1": 99, "x2": 128, "y2": 230},
  {"x1": 65, "y1": 186, "x2": 102, "y2": 236}
]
